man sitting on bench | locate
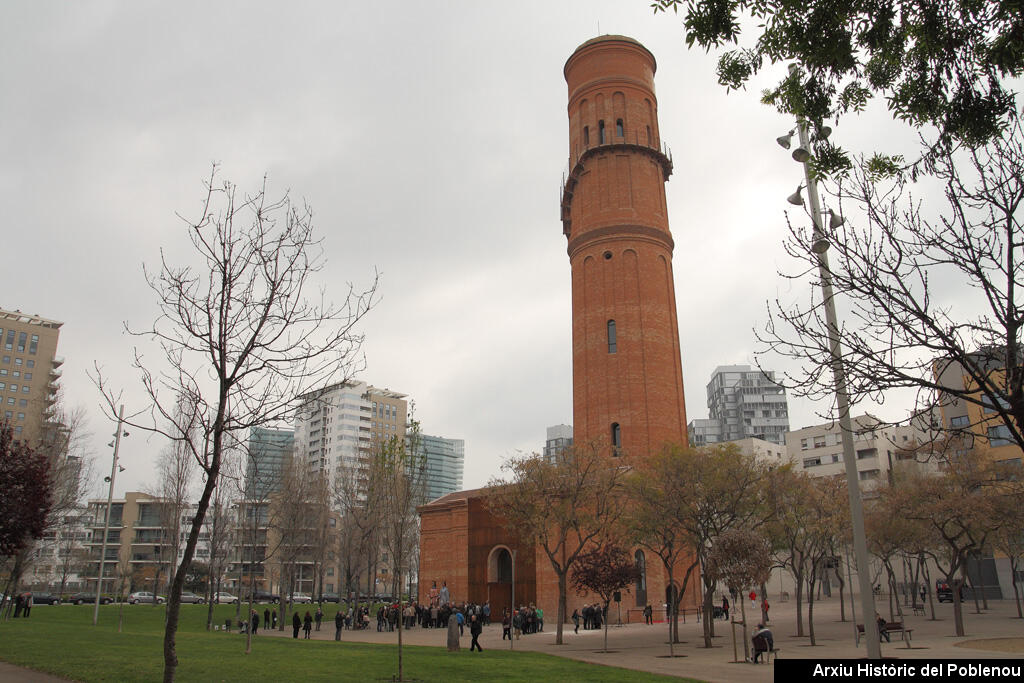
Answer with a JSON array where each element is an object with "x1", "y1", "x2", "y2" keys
[
  {"x1": 752, "y1": 623, "x2": 774, "y2": 662},
  {"x1": 876, "y1": 613, "x2": 891, "y2": 643}
]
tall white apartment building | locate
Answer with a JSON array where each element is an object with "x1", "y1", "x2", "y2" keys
[
  {"x1": 293, "y1": 380, "x2": 408, "y2": 489},
  {"x1": 688, "y1": 365, "x2": 790, "y2": 447}
]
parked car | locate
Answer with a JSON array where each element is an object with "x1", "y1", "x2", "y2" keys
[
  {"x1": 320, "y1": 593, "x2": 340, "y2": 603},
  {"x1": 179, "y1": 591, "x2": 206, "y2": 604},
  {"x1": 249, "y1": 590, "x2": 279, "y2": 604},
  {"x1": 936, "y1": 580, "x2": 964, "y2": 603},
  {"x1": 68, "y1": 592, "x2": 113, "y2": 605},
  {"x1": 214, "y1": 592, "x2": 239, "y2": 604},
  {"x1": 30, "y1": 592, "x2": 62, "y2": 605},
  {"x1": 289, "y1": 593, "x2": 312, "y2": 604},
  {"x1": 128, "y1": 591, "x2": 165, "y2": 604}
]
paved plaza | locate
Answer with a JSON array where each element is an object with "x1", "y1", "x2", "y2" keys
[
  {"x1": 3, "y1": 594, "x2": 1023, "y2": 681},
  {"x1": 260, "y1": 595, "x2": 1024, "y2": 682}
]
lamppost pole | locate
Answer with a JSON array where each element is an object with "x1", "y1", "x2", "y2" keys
[
  {"x1": 792, "y1": 116, "x2": 881, "y2": 658},
  {"x1": 93, "y1": 404, "x2": 125, "y2": 626},
  {"x1": 510, "y1": 549, "x2": 516, "y2": 650}
]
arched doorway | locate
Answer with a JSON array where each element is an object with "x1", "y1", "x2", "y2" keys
[
  {"x1": 634, "y1": 550, "x2": 648, "y2": 606},
  {"x1": 486, "y1": 546, "x2": 513, "y2": 618}
]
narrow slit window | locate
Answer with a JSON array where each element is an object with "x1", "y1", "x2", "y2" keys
[
  {"x1": 616, "y1": 118, "x2": 624, "y2": 138},
  {"x1": 611, "y1": 422, "x2": 622, "y2": 454},
  {"x1": 583, "y1": 126, "x2": 589, "y2": 146},
  {"x1": 607, "y1": 320, "x2": 617, "y2": 353},
  {"x1": 646, "y1": 125, "x2": 652, "y2": 146},
  {"x1": 598, "y1": 120, "x2": 606, "y2": 144}
]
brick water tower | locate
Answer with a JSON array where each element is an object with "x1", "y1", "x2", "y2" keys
[{"x1": 561, "y1": 35, "x2": 688, "y2": 455}]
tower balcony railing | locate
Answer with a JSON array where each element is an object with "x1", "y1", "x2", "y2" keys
[{"x1": 560, "y1": 131, "x2": 673, "y2": 236}]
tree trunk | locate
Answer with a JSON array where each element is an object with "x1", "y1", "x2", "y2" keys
[
  {"x1": 806, "y1": 573, "x2": 816, "y2": 647},
  {"x1": 794, "y1": 567, "x2": 805, "y2": 637},
  {"x1": 556, "y1": 570, "x2": 567, "y2": 645},
  {"x1": 701, "y1": 580, "x2": 714, "y2": 648},
  {"x1": 739, "y1": 592, "x2": 749, "y2": 661},
  {"x1": 836, "y1": 562, "x2": 847, "y2": 622},
  {"x1": 397, "y1": 569, "x2": 404, "y2": 682},
  {"x1": 951, "y1": 572, "x2": 966, "y2": 637},
  {"x1": 1011, "y1": 557, "x2": 1022, "y2": 618},
  {"x1": 760, "y1": 582, "x2": 769, "y2": 625},
  {"x1": 666, "y1": 565, "x2": 675, "y2": 658},
  {"x1": 603, "y1": 600, "x2": 610, "y2": 653}
]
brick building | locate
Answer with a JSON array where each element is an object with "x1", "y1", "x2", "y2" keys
[{"x1": 419, "y1": 35, "x2": 697, "y2": 621}]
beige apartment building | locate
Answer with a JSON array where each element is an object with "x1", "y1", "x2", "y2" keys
[{"x1": 0, "y1": 307, "x2": 63, "y2": 446}]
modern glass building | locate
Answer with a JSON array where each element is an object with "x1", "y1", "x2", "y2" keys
[
  {"x1": 417, "y1": 433, "x2": 465, "y2": 503},
  {"x1": 245, "y1": 426, "x2": 294, "y2": 499}
]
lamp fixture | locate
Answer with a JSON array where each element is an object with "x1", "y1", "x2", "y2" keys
[
  {"x1": 792, "y1": 146, "x2": 812, "y2": 163},
  {"x1": 787, "y1": 185, "x2": 804, "y2": 206},
  {"x1": 107, "y1": 441, "x2": 114, "y2": 448},
  {"x1": 776, "y1": 130, "x2": 794, "y2": 150},
  {"x1": 828, "y1": 210, "x2": 845, "y2": 229}
]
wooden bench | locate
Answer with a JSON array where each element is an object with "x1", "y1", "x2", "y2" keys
[{"x1": 856, "y1": 622, "x2": 914, "y2": 648}]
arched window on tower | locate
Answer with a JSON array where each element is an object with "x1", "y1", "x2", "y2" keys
[
  {"x1": 607, "y1": 320, "x2": 617, "y2": 354},
  {"x1": 635, "y1": 550, "x2": 648, "y2": 606},
  {"x1": 611, "y1": 422, "x2": 622, "y2": 455},
  {"x1": 598, "y1": 120, "x2": 606, "y2": 144},
  {"x1": 616, "y1": 118, "x2": 624, "y2": 138}
]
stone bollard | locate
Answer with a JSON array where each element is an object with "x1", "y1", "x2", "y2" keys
[{"x1": 447, "y1": 617, "x2": 461, "y2": 652}]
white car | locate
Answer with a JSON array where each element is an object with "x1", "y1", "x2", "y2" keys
[
  {"x1": 289, "y1": 593, "x2": 312, "y2": 604},
  {"x1": 214, "y1": 592, "x2": 239, "y2": 604},
  {"x1": 128, "y1": 591, "x2": 165, "y2": 604}
]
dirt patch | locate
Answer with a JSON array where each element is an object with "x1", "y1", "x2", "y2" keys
[{"x1": 954, "y1": 638, "x2": 1024, "y2": 653}]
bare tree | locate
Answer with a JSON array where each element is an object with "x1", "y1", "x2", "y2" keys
[
  {"x1": 486, "y1": 442, "x2": 628, "y2": 645},
  {"x1": 706, "y1": 529, "x2": 772, "y2": 662},
  {"x1": 151, "y1": 436, "x2": 196, "y2": 604},
  {"x1": 761, "y1": 119, "x2": 1024, "y2": 451},
  {"x1": 369, "y1": 422, "x2": 428, "y2": 682},
  {"x1": 570, "y1": 543, "x2": 639, "y2": 653},
  {"x1": 94, "y1": 166, "x2": 376, "y2": 682}
]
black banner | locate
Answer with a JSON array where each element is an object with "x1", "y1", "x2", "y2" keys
[{"x1": 776, "y1": 659, "x2": 1024, "y2": 681}]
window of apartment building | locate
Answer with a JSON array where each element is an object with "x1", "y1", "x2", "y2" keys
[
  {"x1": 987, "y1": 424, "x2": 1014, "y2": 447},
  {"x1": 327, "y1": 568, "x2": 334, "y2": 576},
  {"x1": 859, "y1": 469, "x2": 880, "y2": 480},
  {"x1": 800, "y1": 437, "x2": 809, "y2": 450},
  {"x1": 25, "y1": 360, "x2": 32, "y2": 368},
  {"x1": 29, "y1": 335, "x2": 37, "y2": 355},
  {"x1": 16, "y1": 413, "x2": 24, "y2": 421},
  {"x1": 4, "y1": 330, "x2": 13, "y2": 350},
  {"x1": 14, "y1": 358, "x2": 21, "y2": 366},
  {"x1": 9, "y1": 385, "x2": 16, "y2": 393},
  {"x1": 983, "y1": 396, "x2": 1010, "y2": 413},
  {"x1": 611, "y1": 422, "x2": 622, "y2": 454},
  {"x1": 0, "y1": 370, "x2": 6, "y2": 376},
  {"x1": 17, "y1": 332, "x2": 26, "y2": 353},
  {"x1": 813, "y1": 436, "x2": 826, "y2": 448},
  {"x1": 13, "y1": 426, "x2": 21, "y2": 434},
  {"x1": 6, "y1": 398, "x2": 13, "y2": 405},
  {"x1": 21, "y1": 386, "x2": 28, "y2": 394},
  {"x1": 0, "y1": 383, "x2": 4, "y2": 391},
  {"x1": 4, "y1": 411, "x2": 10, "y2": 420},
  {"x1": 19, "y1": 399, "x2": 26, "y2": 407},
  {"x1": 803, "y1": 457, "x2": 821, "y2": 467},
  {"x1": 1, "y1": 356, "x2": 7, "y2": 364}
]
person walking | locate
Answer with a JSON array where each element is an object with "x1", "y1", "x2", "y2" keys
[
  {"x1": 315, "y1": 606, "x2": 323, "y2": 632},
  {"x1": 292, "y1": 611, "x2": 301, "y2": 639},
  {"x1": 572, "y1": 608, "x2": 580, "y2": 633},
  {"x1": 251, "y1": 609, "x2": 259, "y2": 635},
  {"x1": 272, "y1": 610, "x2": 278, "y2": 629},
  {"x1": 263, "y1": 608, "x2": 270, "y2": 630},
  {"x1": 643, "y1": 604, "x2": 653, "y2": 625},
  {"x1": 335, "y1": 610, "x2": 344, "y2": 641},
  {"x1": 469, "y1": 615, "x2": 483, "y2": 652},
  {"x1": 303, "y1": 611, "x2": 313, "y2": 639},
  {"x1": 456, "y1": 608, "x2": 465, "y2": 636},
  {"x1": 502, "y1": 610, "x2": 512, "y2": 640}
]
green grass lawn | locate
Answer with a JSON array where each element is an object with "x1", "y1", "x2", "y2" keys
[{"x1": 0, "y1": 604, "x2": 690, "y2": 682}]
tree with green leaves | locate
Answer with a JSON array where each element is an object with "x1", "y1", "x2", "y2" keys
[
  {"x1": 570, "y1": 543, "x2": 639, "y2": 653},
  {"x1": 653, "y1": 0, "x2": 1023, "y2": 170}
]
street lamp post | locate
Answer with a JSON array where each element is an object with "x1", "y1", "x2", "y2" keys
[
  {"x1": 780, "y1": 114, "x2": 882, "y2": 658},
  {"x1": 93, "y1": 404, "x2": 127, "y2": 626},
  {"x1": 510, "y1": 549, "x2": 516, "y2": 650}
]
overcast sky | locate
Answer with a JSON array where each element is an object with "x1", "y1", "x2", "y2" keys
[{"x1": 2, "y1": 1, "x2": 933, "y2": 498}]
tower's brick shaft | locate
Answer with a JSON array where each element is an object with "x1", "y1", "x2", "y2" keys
[{"x1": 561, "y1": 36, "x2": 688, "y2": 455}]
